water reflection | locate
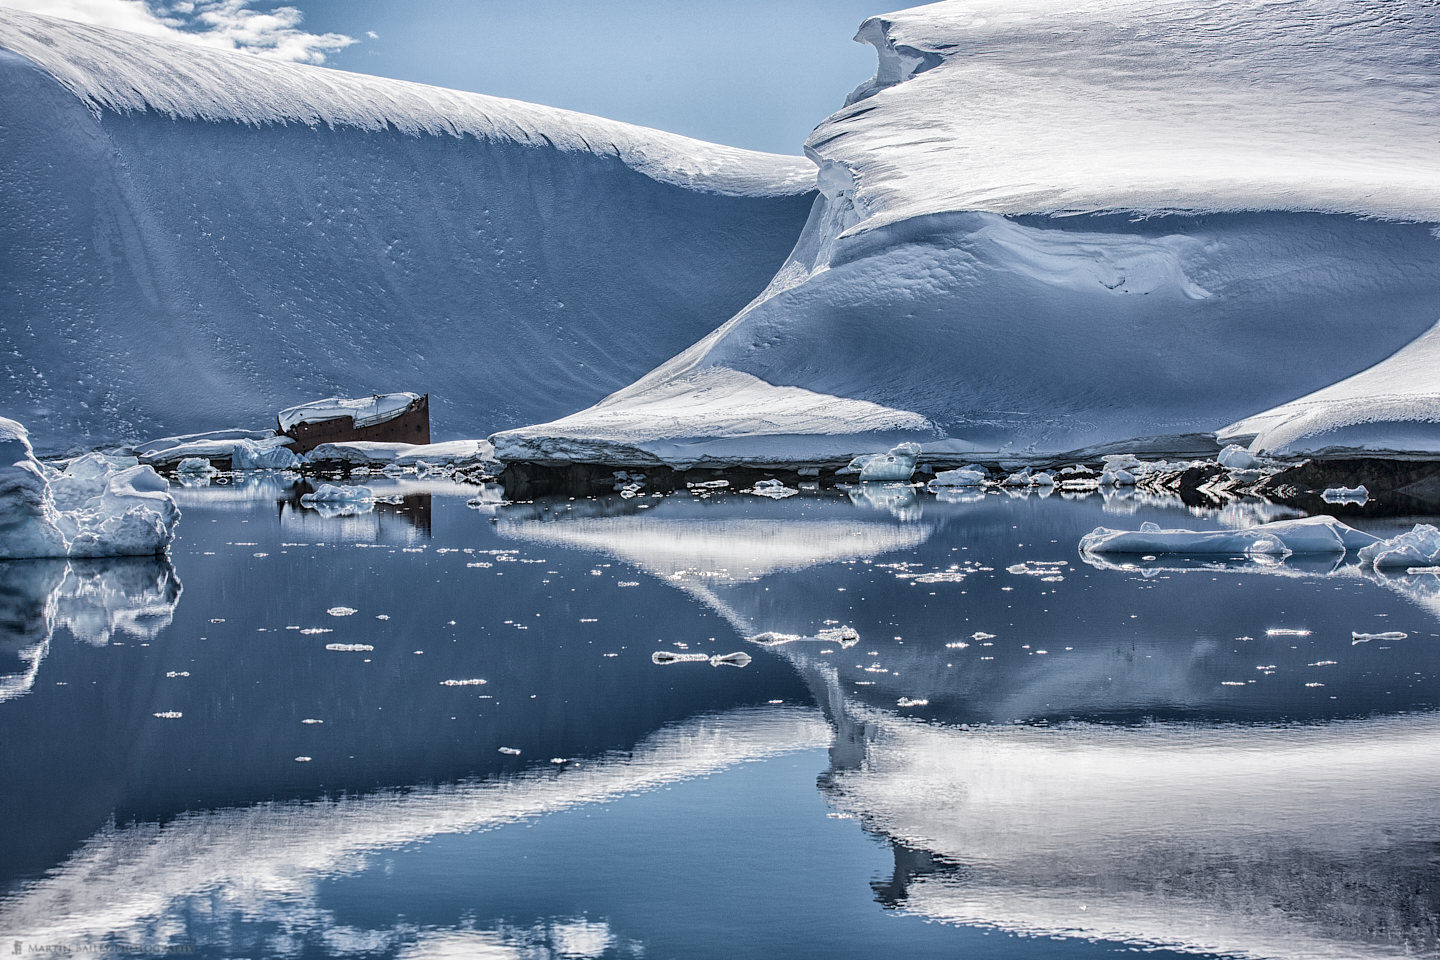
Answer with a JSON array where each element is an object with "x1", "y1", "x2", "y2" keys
[
  {"x1": 0, "y1": 557, "x2": 180, "y2": 703},
  {"x1": 5, "y1": 485, "x2": 1440, "y2": 959}
]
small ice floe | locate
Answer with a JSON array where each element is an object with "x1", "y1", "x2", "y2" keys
[
  {"x1": 498, "y1": 746, "x2": 521, "y2": 755},
  {"x1": 299, "y1": 627, "x2": 333, "y2": 635},
  {"x1": 1352, "y1": 631, "x2": 1407, "y2": 644},
  {"x1": 1358, "y1": 524, "x2": 1440, "y2": 568},
  {"x1": 748, "y1": 479, "x2": 799, "y2": 499},
  {"x1": 1001, "y1": 468, "x2": 1033, "y2": 487},
  {"x1": 1216, "y1": 444, "x2": 1259, "y2": 470},
  {"x1": 709, "y1": 652, "x2": 752, "y2": 668},
  {"x1": 152, "y1": 711, "x2": 183, "y2": 719},
  {"x1": 294, "y1": 756, "x2": 312, "y2": 762},
  {"x1": 1322, "y1": 484, "x2": 1370, "y2": 505},
  {"x1": 326, "y1": 606, "x2": 357, "y2": 617},
  {"x1": 324, "y1": 643, "x2": 374, "y2": 652},
  {"x1": 927, "y1": 467, "x2": 987, "y2": 490},
  {"x1": 687, "y1": 479, "x2": 730, "y2": 490},
  {"x1": 301, "y1": 484, "x2": 373, "y2": 503},
  {"x1": 746, "y1": 625, "x2": 860, "y2": 648},
  {"x1": 440, "y1": 678, "x2": 487, "y2": 686},
  {"x1": 896, "y1": 697, "x2": 929, "y2": 708},
  {"x1": 973, "y1": 631, "x2": 996, "y2": 641},
  {"x1": 1080, "y1": 516, "x2": 1377, "y2": 559},
  {"x1": 651, "y1": 651, "x2": 710, "y2": 664},
  {"x1": 845, "y1": 442, "x2": 922, "y2": 482},
  {"x1": 1031, "y1": 471, "x2": 1056, "y2": 488},
  {"x1": 1266, "y1": 628, "x2": 1311, "y2": 637},
  {"x1": 301, "y1": 718, "x2": 324, "y2": 724}
]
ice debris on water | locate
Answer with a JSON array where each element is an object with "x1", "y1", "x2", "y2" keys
[
  {"x1": 498, "y1": 747, "x2": 521, "y2": 756},
  {"x1": 708, "y1": 652, "x2": 752, "y2": 668},
  {"x1": 439, "y1": 678, "x2": 487, "y2": 686},
  {"x1": 896, "y1": 697, "x2": 930, "y2": 708},
  {"x1": 1322, "y1": 484, "x2": 1370, "y2": 504},
  {"x1": 324, "y1": 643, "x2": 374, "y2": 652},
  {"x1": 927, "y1": 467, "x2": 986, "y2": 492},
  {"x1": 748, "y1": 479, "x2": 798, "y2": 499},
  {"x1": 326, "y1": 606, "x2": 357, "y2": 617},
  {"x1": 746, "y1": 625, "x2": 860, "y2": 649},
  {"x1": 651, "y1": 651, "x2": 710, "y2": 665},
  {"x1": 153, "y1": 711, "x2": 182, "y2": 719}
]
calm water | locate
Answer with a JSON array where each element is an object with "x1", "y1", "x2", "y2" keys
[{"x1": 3, "y1": 477, "x2": 1440, "y2": 959}]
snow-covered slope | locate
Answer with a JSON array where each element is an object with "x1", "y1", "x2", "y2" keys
[
  {"x1": 0, "y1": 10, "x2": 814, "y2": 454},
  {"x1": 495, "y1": 0, "x2": 1440, "y2": 468}
]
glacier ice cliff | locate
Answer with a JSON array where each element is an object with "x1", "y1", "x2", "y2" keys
[
  {"x1": 495, "y1": 0, "x2": 1440, "y2": 467},
  {"x1": 0, "y1": 10, "x2": 815, "y2": 453}
]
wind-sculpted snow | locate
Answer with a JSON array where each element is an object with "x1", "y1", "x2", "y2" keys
[
  {"x1": 0, "y1": 10, "x2": 814, "y2": 453},
  {"x1": 496, "y1": 0, "x2": 1440, "y2": 466}
]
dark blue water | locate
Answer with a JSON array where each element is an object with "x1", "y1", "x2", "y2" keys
[{"x1": 3, "y1": 477, "x2": 1439, "y2": 959}]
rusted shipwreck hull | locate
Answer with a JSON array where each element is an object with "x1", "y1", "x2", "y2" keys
[{"x1": 279, "y1": 393, "x2": 430, "y2": 455}]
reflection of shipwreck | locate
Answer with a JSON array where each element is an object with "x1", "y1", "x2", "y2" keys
[
  {"x1": 278, "y1": 393, "x2": 429, "y2": 455},
  {"x1": 277, "y1": 482, "x2": 433, "y2": 538}
]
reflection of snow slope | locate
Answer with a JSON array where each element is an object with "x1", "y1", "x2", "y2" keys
[
  {"x1": 831, "y1": 708, "x2": 1440, "y2": 960},
  {"x1": 0, "y1": 707, "x2": 825, "y2": 949},
  {"x1": 0, "y1": 10, "x2": 814, "y2": 452},
  {"x1": 496, "y1": 1, "x2": 1440, "y2": 466}
]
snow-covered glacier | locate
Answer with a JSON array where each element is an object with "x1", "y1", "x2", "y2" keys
[
  {"x1": 495, "y1": 0, "x2": 1440, "y2": 468},
  {"x1": 0, "y1": 10, "x2": 815, "y2": 454}
]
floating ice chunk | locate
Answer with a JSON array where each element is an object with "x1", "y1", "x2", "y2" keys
[
  {"x1": 324, "y1": 643, "x2": 374, "y2": 652},
  {"x1": 709, "y1": 652, "x2": 752, "y2": 668},
  {"x1": 1359, "y1": 524, "x2": 1440, "y2": 568},
  {"x1": 1322, "y1": 484, "x2": 1370, "y2": 504},
  {"x1": 1266, "y1": 628, "x2": 1311, "y2": 637},
  {"x1": 687, "y1": 479, "x2": 730, "y2": 490},
  {"x1": 301, "y1": 484, "x2": 374, "y2": 503},
  {"x1": 1352, "y1": 630, "x2": 1407, "y2": 643},
  {"x1": 152, "y1": 711, "x2": 182, "y2": 719},
  {"x1": 326, "y1": 606, "x2": 357, "y2": 617},
  {"x1": 1031, "y1": 472, "x2": 1056, "y2": 488},
  {"x1": 1217, "y1": 444, "x2": 1259, "y2": 469},
  {"x1": 816, "y1": 625, "x2": 861, "y2": 647},
  {"x1": 497, "y1": 747, "x2": 521, "y2": 755},
  {"x1": 748, "y1": 479, "x2": 799, "y2": 499},
  {"x1": 896, "y1": 697, "x2": 929, "y2": 708},
  {"x1": 651, "y1": 651, "x2": 710, "y2": 664},
  {"x1": 439, "y1": 678, "x2": 487, "y2": 686},
  {"x1": 145, "y1": 436, "x2": 301, "y2": 470},
  {"x1": 1081, "y1": 515, "x2": 1374, "y2": 558},
  {"x1": 928, "y1": 467, "x2": 986, "y2": 490}
]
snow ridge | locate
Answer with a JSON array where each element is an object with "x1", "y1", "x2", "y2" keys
[{"x1": 0, "y1": 9, "x2": 813, "y2": 198}]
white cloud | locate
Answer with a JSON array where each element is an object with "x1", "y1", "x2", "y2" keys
[{"x1": 0, "y1": 0, "x2": 356, "y2": 63}]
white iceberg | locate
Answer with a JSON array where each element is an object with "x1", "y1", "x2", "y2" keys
[
  {"x1": 748, "y1": 479, "x2": 799, "y2": 499},
  {"x1": 143, "y1": 436, "x2": 301, "y2": 470},
  {"x1": 1216, "y1": 444, "x2": 1259, "y2": 470},
  {"x1": 0, "y1": 419, "x2": 179, "y2": 559}
]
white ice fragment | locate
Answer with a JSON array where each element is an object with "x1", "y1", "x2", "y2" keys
[
  {"x1": 897, "y1": 697, "x2": 929, "y2": 707},
  {"x1": 324, "y1": 643, "x2": 374, "y2": 652},
  {"x1": 497, "y1": 746, "x2": 521, "y2": 756},
  {"x1": 851, "y1": 443, "x2": 922, "y2": 482},
  {"x1": 326, "y1": 606, "x2": 357, "y2": 617},
  {"x1": 1266, "y1": 628, "x2": 1311, "y2": 637},
  {"x1": 1081, "y1": 515, "x2": 1375, "y2": 558},
  {"x1": 709, "y1": 652, "x2": 753, "y2": 668},
  {"x1": 152, "y1": 711, "x2": 182, "y2": 719},
  {"x1": 1321, "y1": 484, "x2": 1370, "y2": 504},
  {"x1": 928, "y1": 467, "x2": 986, "y2": 491}
]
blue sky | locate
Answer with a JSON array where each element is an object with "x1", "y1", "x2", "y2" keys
[
  {"x1": 292, "y1": 0, "x2": 886, "y2": 155},
  {"x1": 2, "y1": 0, "x2": 889, "y2": 154}
]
